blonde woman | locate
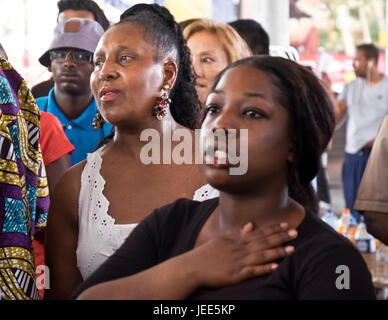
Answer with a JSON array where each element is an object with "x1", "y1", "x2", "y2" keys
[{"x1": 183, "y1": 19, "x2": 252, "y2": 106}]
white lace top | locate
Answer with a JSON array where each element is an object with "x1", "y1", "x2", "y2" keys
[{"x1": 76, "y1": 147, "x2": 219, "y2": 280}]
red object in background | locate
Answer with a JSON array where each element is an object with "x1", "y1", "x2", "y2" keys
[
  {"x1": 292, "y1": 28, "x2": 320, "y2": 56},
  {"x1": 34, "y1": 238, "x2": 45, "y2": 300},
  {"x1": 300, "y1": 53, "x2": 353, "y2": 83},
  {"x1": 22, "y1": 55, "x2": 29, "y2": 68}
]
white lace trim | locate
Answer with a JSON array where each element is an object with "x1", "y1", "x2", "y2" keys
[
  {"x1": 193, "y1": 184, "x2": 220, "y2": 201},
  {"x1": 77, "y1": 148, "x2": 219, "y2": 280},
  {"x1": 77, "y1": 148, "x2": 137, "y2": 280}
]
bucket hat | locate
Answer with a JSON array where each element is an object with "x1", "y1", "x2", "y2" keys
[{"x1": 39, "y1": 18, "x2": 104, "y2": 67}]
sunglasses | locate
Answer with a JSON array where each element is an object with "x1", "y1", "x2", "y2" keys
[{"x1": 49, "y1": 49, "x2": 93, "y2": 65}]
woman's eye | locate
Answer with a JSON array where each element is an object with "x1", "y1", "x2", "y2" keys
[
  {"x1": 206, "y1": 105, "x2": 220, "y2": 114},
  {"x1": 94, "y1": 60, "x2": 104, "y2": 68},
  {"x1": 244, "y1": 109, "x2": 263, "y2": 119},
  {"x1": 120, "y1": 55, "x2": 132, "y2": 64},
  {"x1": 202, "y1": 57, "x2": 214, "y2": 63}
]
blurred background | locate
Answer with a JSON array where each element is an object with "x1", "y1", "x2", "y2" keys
[
  {"x1": 2, "y1": 0, "x2": 388, "y2": 215},
  {"x1": 2, "y1": 0, "x2": 388, "y2": 89}
]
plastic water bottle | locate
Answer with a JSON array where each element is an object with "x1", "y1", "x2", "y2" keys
[
  {"x1": 355, "y1": 217, "x2": 376, "y2": 278},
  {"x1": 338, "y1": 208, "x2": 350, "y2": 235},
  {"x1": 345, "y1": 215, "x2": 358, "y2": 246},
  {"x1": 375, "y1": 242, "x2": 388, "y2": 285},
  {"x1": 318, "y1": 201, "x2": 331, "y2": 218},
  {"x1": 321, "y1": 209, "x2": 339, "y2": 230}
]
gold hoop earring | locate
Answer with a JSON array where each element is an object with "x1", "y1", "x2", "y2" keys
[
  {"x1": 153, "y1": 85, "x2": 171, "y2": 120},
  {"x1": 92, "y1": 110, "x2": 105, "y2": 130}
]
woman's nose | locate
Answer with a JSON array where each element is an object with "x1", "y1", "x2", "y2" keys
[
  {"x1": 211, "y1": 107, "x2": 239, "y2": 132},
  {"x1": 99, "y1": 60, "x2": 118, "y2": 81}
]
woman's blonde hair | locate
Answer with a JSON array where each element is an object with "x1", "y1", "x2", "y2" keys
[{"x1": 183, "y1": 19, "x2": 252, "y2": 64}]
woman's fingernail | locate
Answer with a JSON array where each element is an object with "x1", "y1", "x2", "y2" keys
[
  {"x1": 288, "y1": 230, "x2": 297, "y2": 237},
  {"x1": 271, "y1": 263, "x2": 278, "y2": 270},
  {"x1": 285, "y1": 246, "x2": 295, "y2": 253}
]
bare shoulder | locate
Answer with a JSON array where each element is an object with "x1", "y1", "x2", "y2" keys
[{"x1": 54, "y1": 160, "x2": 86, "y2": 194}]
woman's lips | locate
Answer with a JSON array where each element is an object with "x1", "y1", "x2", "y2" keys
[
  {"x1": 100, "y1": 88, "x2": 121, "y2": 101},
  {"x1": 205, "y1": 148, "x2": 230, "y2": 168}
]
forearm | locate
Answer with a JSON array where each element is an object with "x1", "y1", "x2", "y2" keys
[
  {"x1": 77, "y1": 252, "x2": 199, "y2": 300},
  {"x1": 44, "y1": 239, "x2": 83, "y2": 299},
  {"x1": 332, "y1": 99, "x2": 347, "y2": 124}
]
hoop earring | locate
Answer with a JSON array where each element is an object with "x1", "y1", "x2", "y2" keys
[
  {"x1": 92, "y1": 110, "x2": 105, "y2": 130},
  {"x1": 153, "y1": 85, "x2": 171, "y2": 120}
]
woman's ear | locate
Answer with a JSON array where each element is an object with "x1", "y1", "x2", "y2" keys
[{"x1": 163, "y1": 58, "x2": 177, "y2": 90}]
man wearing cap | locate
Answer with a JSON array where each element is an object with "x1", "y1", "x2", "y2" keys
[{"x1": 36, "y1": 18, "x2": 111, "y2": 165}]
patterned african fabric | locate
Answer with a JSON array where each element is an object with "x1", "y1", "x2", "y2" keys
[{"x1": 0, "y1": 57, "x2": 49, "y2": 300}]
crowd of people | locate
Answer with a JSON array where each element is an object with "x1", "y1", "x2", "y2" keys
[{"x1": 0, "y1": 0, "x2": 387, "y2": 301}]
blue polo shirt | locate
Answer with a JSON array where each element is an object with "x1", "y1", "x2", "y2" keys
[{"x1": 36, "y1": 88, "x2": 111, "y2": 165}]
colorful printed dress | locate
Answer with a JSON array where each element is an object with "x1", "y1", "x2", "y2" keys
[{"x1": 0, "y1": 58, "x2": 49, "y2": 300}]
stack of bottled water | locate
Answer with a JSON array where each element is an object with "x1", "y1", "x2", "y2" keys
[
  {"x1": 320, "y1": 208, "x2": 388, "y2": 288},
  {"x1": 374, "y1": 241, "x2": 388, "y2": 286},
  {"x1": 355, "y1": 216, "x2": 376, "y2": 279}
]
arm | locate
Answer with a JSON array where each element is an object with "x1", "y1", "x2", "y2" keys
[
  {"x1": 334, "y1": 99, "x2": 347, "y2": 124},
  {"x1": 45, "y1": 154, "x2": 71, "y2": 194},
  {"x1": 44, "y1": 163, "x2": 84, "y2": 300},
  {"x1": 78, "y1": 250, "x2": 199, "y2": 300},
  {"x1": 75, "y1": 222, "x2": 297, "y2": 300}
]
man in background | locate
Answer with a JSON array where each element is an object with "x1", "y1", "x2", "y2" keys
[
  {"x1": 228, "y1": 19, "x2": 270, "y2": 55},
  {"x1": 35, "y1": 18, "x2": 111, "y2": 165},
  {"x1": 334, "y1": 44, "x2": 388, "y2": 222},
  {"x1": 31, "y1": 0, "x2": 109, "y2": 98}
]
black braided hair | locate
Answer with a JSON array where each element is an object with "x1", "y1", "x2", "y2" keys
[{"x1": 117, "y1": 3, "x2": 201, "y2": 129}]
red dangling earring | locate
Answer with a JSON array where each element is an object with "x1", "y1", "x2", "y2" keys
[{"x1": 153, "y1": 85, "x2": 171, "y2": 120}]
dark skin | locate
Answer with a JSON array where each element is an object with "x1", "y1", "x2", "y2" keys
[
  {"x1": 198, "y1": 65, "x2": 305, "y2": 240},
  {"x1": 45, "y1": 22, "x2": 207, "y2": 299},
  {"x1": 92, "y1": 22, "x2": 207, "y2": 223},
  {"x1": 77, "y1": 64, "x2": 304, "y2": 300},
  {"x1": 50, "y1": 48, "x2": 94, "y2": 120},
  {"x1": 45, "y1": 154, "x2": 71, "y2": 193}
]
